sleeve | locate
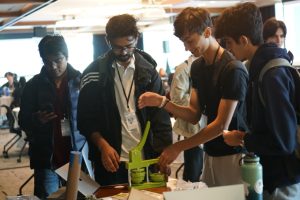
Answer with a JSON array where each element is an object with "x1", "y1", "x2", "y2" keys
[
  {"x1": 190, "y1": 58, "x2": 203, "y2": 89},
  {"x1": 222, "y1": 61, "x2": 248, "y2": 101},
  {"x1": 18, "y1": 79, "x2": 45, "y2": 139},
  {"x1": 77, "y1": 71, "x2": 103, "y2": 139},
  {"x1": 146, "y1": 68, "x2": 173, "y2": 153},
  {"x1": 245, "y1": 67, "x2": 297, "y2": 155},
  {"x1": 170, "y1": 64, "x2": 190, "y2": 106}
]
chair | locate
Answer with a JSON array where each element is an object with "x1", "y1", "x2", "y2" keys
[{"x1": 1, "y1": 105, "x2": 26, "y2": 161}]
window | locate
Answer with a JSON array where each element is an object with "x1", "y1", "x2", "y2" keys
[{"x1": 276, "y1": 2, "x2": 300, "y2": 65}]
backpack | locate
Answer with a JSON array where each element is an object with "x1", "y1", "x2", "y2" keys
[{"x1": 258, "y1": 58, "x2": 300, "y2": 158}]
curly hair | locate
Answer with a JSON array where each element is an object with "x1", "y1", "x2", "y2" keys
[
  {"x1": 174, "y1": 7, "x2": 212, "y2": 39},
  {"x1": 263, "y1": 17, "x2": 287, "y2": 41},
  {"x1": 215, "y1": 2, "x2": 263, "y2": 46},
  {"x1": 38, "y1": 34, "x2": 68, "y2": 59},
  {"x1": 106, "y1": 14, "x2": 139, "y2": 41}
]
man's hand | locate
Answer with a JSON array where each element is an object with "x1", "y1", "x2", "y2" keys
[
  {"x1": 223, "y1": 130, "x2": 246, "y2": 147},
  {"x1": 158, "y1": 144, "x2": 181, "y2": 174},
  {"x1": 138, "y1": 92, "x2": 164, "y2": 109},
  {"x1": 100, "y1": 143, "x2": 120, "y2": 172},
  {"x1": 35, "y1": 111, "x2": 57, "y2": 124}
]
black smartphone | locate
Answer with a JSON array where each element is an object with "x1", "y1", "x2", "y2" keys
[{"x1": 40, "y1": 103, "x2": 54, "y2": 113}]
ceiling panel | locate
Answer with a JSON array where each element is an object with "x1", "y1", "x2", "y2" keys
[
  {"x1": 0, "y1": 0, "x2": 280, "y2": 34},
  {"x1": 0, "y1": 0, "x2": 57, "y2": 31}
]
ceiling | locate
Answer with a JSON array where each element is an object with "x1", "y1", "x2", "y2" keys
[{"x1": 0, "y1": 0, "x2": 281, "y2": 34}]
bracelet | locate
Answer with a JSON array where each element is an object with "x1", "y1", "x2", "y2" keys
[
  {"x1": 159, "y1": 96, "x2": 167, "y2": 108},
  {"x1": 159, "y1": 96, "x2": 169, "y2": 108},
  {"x1": 162, "y1": 98, "x2": 169, "y2": 108}
]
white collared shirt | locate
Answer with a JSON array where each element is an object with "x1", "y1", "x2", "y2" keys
[{"x1": 112, "y1": 56, "x2": 142, "y2": 161}]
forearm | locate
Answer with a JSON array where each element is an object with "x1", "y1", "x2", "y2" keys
[
  {"x1": 175, "y1": 119, "x2": 225, "y2": 152},
  {"x1": 90, "y1": 131, "x2": 109, "y2": 151},
  {"x1": 163, "y1": 100, "x2": 200, "y2": 124}
]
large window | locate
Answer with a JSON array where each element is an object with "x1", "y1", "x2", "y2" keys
[
  {"x1": 143, "y1": 28, "x2": 190, "y2": 74},
  {"x1": 0, "y1": 33, "x2": 93, "y2": 85}
]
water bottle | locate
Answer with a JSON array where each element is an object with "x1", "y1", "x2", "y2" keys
[{"x1": 241, "y1": 153, "x2": 263, "y2": 200}]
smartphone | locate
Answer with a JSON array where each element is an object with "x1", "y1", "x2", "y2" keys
[{"x1": 40, "y1": 103, "x2": 54, "y2": 113}]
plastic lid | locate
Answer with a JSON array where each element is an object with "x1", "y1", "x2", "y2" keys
[{"x1": 244, "y1": 153, "x2": 260, "y2": 163}]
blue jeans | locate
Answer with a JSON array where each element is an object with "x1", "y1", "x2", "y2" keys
[
  {"x1": 263, "y1": 182, "x2": 300, "y2": 200},
  {"x1": 183, "y1": 145, "x2": 203, "y2": 182},
  {"x1": 34, "y1": 169, "x2": 60, "y2": 199}
]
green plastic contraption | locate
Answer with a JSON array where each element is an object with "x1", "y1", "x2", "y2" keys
[{"x1": 125, "y1": 121, "x2": 166, "y2": 189}]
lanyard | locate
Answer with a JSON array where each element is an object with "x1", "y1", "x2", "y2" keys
[
  {"x1": 212, "y1": 45, "x2": 220, "y2": 65},
  {"x1": 116, "y1": 66, "x2": 134, "y2": 111}
]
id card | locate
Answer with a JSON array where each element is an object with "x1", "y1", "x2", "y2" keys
[
  {"x1": 124, "y1": 112, "x2": 139, "y2": 131},
  {"x1": 61, "y1": 118, "x2": 71, "y2": 137}
]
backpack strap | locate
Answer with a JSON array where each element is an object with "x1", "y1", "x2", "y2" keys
[{"x1": 258, "y1": 58, "x2": 293, "y2": 107}]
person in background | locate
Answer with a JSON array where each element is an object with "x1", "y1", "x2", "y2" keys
[
  {"x1": 77, "y1": 14, "x2": 173, "y2": 186},
  {"x1": 11, "y1": 76, "x2": 26, "y2": 108},
  {"x1": 215, "y1": 3, "x2": 300, "y2": 200},
  {"x1": 170, "y1": 54, "x2": 203, "y2": 182},
  {"x1": 1, "y1": 72, "x2": 18, "y2": 95},
  {"x1": 138, "y1": 7, "x2": 249, "y2": 187},
  {"x1": 263, "y1": 17, "x2": 294, "y2": 63},
  {"x1": 263, "y1": 17, "x2": 286, "y2": 48},
  {"x1": 19, "y1": 35, "x2": 86, "y2": 199},
  {"x1": 159, "y1": 68, "x2": 170, "y2": 94}
]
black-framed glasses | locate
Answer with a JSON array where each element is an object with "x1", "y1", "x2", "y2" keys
[{"x1": 110, "y1": 41, "x2": 136, "y2": 53}]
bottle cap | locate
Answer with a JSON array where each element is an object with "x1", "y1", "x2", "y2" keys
[{"x1": 244, "y1": 153, "x2": 260, "y2": 163}]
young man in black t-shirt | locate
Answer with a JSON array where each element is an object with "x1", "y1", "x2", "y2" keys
[{"x1": 138, "y1": 7, "x2": 248, "y2": 186}]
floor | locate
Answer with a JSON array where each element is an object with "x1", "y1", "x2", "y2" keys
[
  {"x1": 0, "y1": 129, "x2": 33, "y2": 200},
  {"x1": 0, "y1": 129, "x2": 184, "y2": 200}
]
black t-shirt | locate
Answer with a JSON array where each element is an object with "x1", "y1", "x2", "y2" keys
[{"x1": 191, "y1": 50, "x2": 249, "y2": 156}]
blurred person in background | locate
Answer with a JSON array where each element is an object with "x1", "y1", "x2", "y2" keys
[
  {"x1": 1, "y1": 72, "x2": 18, "y2": 95},
  {"x1": 11, "y1": 76, "x2": 26, "y2": 108},
  {"x1": 263, "y1": 17, "x2": 293, "y2": 63}
]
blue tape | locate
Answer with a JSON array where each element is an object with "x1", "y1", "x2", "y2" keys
[{"x1": 69, "y1": 151, "x2": 82, "y2": 167}]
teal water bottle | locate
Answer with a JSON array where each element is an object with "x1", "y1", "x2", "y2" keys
[{"x1": 241, "y1": 153, "x2": 263, "y2": 200}]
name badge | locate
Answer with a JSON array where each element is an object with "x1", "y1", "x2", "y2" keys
[
  {"x1": 124, "y1": 112, "x2": 139, "y2": 131},
  {"x1": 61, "y1": 118, "x2": 71, "y2": 137}
]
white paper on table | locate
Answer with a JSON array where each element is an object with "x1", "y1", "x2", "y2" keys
[
  {"x1": 175, "y1": 179, "x2": 207, "y2": 191},
  {"x1": 127, "y1": 188, "x2": 162, "y2": 200},
  {"x1": 55, "y1": 163, "x2": 100, "y2": 197},
  {"x1": 164, "y1": 184, "x2": 245, "y2": 200}
]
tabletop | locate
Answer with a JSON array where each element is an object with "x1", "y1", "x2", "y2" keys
[{"x1": 94, "y1": 184, "x2": 171, "y2": 198}]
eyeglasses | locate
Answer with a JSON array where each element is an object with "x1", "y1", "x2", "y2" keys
[{"x1": 111, "y1": 43, "x2": 136, "y2": 53}]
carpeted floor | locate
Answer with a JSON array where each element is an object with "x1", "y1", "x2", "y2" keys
[
  {"x1": 0, "y1": 129, "x2": 33, "y2": 200},
  {"x1": 0, "y1": 129, "x2": 29, "y2": 170}
]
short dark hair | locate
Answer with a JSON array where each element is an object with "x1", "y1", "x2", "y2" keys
[
  {"x1": 105, "y1": 14, "x2": 139, "y2": 41},
  {"x1": 4, "y1": 72, "x2": 14, "y2": 77},
  {"x1": 174, "y1": 7, "x2": 212, "y2": 38},
  {"x1": 215, "y1": 2, "x2": 263, "y2": 46},
  {"x1": 38, "y1": 34, "x2": 68, "y2": 59},
  {"x1": 263, "y1": 17, "x2": 287, "y2": 41}
]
